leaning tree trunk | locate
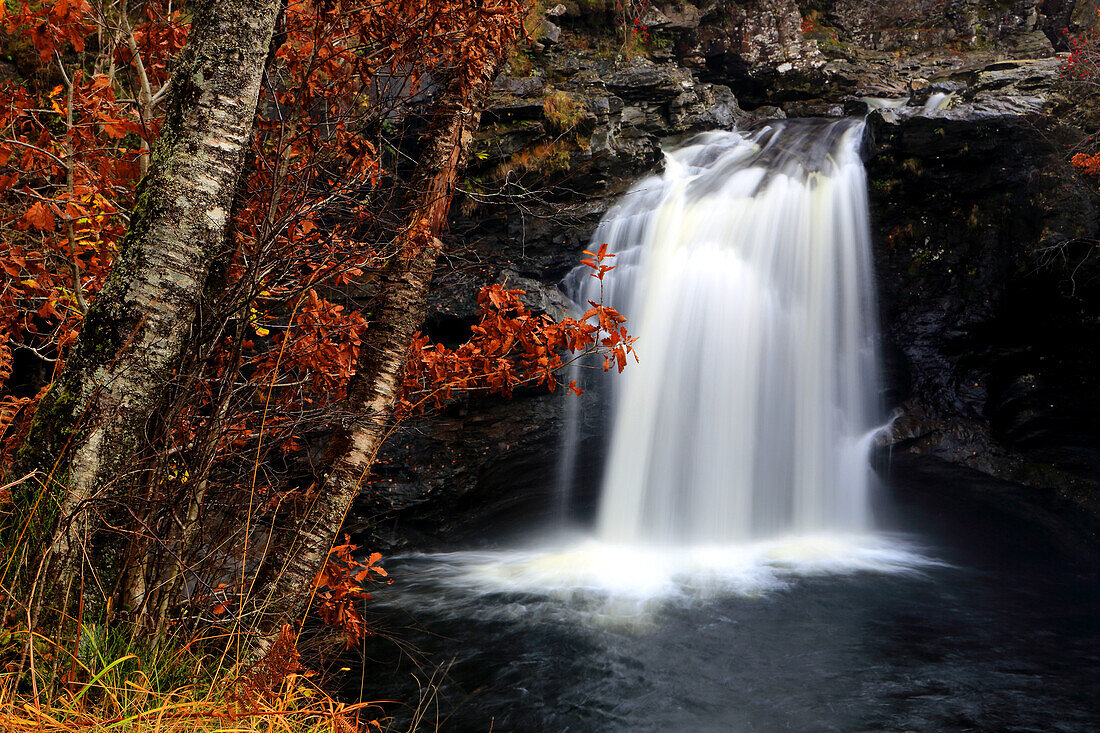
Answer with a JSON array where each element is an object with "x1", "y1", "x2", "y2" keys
[
  {"x1": 16, "y1": 0, "x2": 283, "y2": 619},
  {"x1": 249, "y1": 54, "x2": 507, "y2": 648}
]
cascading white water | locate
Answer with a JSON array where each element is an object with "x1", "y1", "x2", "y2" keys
[
  {"x1": 378, "y1": 121, "x2": 930, "y2": 618},
  {"x1": 563, "y1": 118, "x2": 881, "y2": 546}
]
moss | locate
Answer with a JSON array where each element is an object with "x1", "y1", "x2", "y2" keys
[
  {"x1": 966, "y1": 204, "x2": 984, "y2": 231},
  {"x1": 524, "y1": 0, "x2": 547, "y2": 40},
  {"x1": 901, "y1": 157, "x2": 923, "y2": 174},
  {"x1": 815, "y1": 35, "x2": 855, "y2": 59},
  {"x1": 869, "y1": 177, "x2": 902, "y2": 196},
  {"x1": 508, "y1": 48, "x2": 537, "y2": 77}
]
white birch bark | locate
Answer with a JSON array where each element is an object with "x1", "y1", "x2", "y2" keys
[
  {"x1": 19, "y1": 0, "x2": 283, "y2": 616},
  {"x1": 249, "y1": 54, "x2": 505, "y2": 650}
]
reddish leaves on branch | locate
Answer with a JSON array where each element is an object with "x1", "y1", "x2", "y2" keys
[
  {"x1": 247, "y1": 290, "x2": 369, "y2": 399},
  {"x1": 615, "y1": 0, "x2": 652, "y2": 41},
  {"x1": 312, "y1": 535, "x2": 389, "y2": 648},
  {"x1": 9, "y1": 0, "x2": 95, "y2": 60},
  {"x1": 403, "y1": 245, "x2": 636, "y2": 411},
  {"x1": 1062, "y1": 12, "x2": 1100, "y2": 83},
  {"x1": 1072, "y1": 151, "x2": 1100, "y2": 177},
  {"x1": 0, "y1": 0, "x2": 185, "y2": 466},
  {"x1": 1062, "y1": 14, "x2": 1100, "y2": 183},
  {"x1": 0, "y1": 0, "x2": 527, "y2": 471},
  {"x1": 0, "y1": 0, "x2": 629, "y2": 645},
  {"x1": 215, "y1": 0, "x2": 529, "y2": 431}
]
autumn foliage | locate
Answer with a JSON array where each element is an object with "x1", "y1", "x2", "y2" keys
[
  {"x1": 1065, "y1": 15, "x2": 1100, "y2": 180},
  {"x1": 404, "y1": 245, "x2": 634, "y2": 411},
  {"x1": 1062, "y1": 12, "x2": 1100, "y2": 85},
  {"x1": 311, "y1": 536, "x2": 389, "y2": 650},
  {"x1": 0, "y1": 0, "x2": 631, "y2": 660},
  {"x1": 0, "y1": 0, "x2": 182, "y2": 458}
]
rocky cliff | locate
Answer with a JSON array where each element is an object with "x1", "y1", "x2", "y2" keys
[{"x1": 356, "y1": 0, "x2": 1100, "y2": 548}]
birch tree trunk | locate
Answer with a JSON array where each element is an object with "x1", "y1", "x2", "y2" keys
[
  {"x1": 250, "y1": 55, "x2": 506, "y2": 647},
  {"x1": 17, "y1": 0, "x2": 283, "y2": 618}
]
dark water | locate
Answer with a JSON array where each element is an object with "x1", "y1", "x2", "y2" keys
[{"x1": 355, "y1": 464, "x2": 1100, "y2": 732}]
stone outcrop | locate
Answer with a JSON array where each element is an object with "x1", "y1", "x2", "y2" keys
[
  {"x1": 816, "y1": 0, "x2": 1045, "y2": 52},
  {"x1": 866, "y1": 109, "x2": 1100, "y2": 503}
]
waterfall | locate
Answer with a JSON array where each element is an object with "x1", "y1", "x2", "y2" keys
[
  {"x1": 381, "y1": 119, "x2": 928, "y2": 621},
  {"x1": 563, "y1": 119, "x2": 881, "y2": 546}
]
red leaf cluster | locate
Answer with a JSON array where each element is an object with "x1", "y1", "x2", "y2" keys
[
  {"x1": 0, "y1": 0, "x2": 186, "y2": 460},
  {"x1": 403, "y1": 244, "x2": 636, "y2": 411},
  {"x1": 312, "y1": 535, "x2": 389, "y2": 648},
  {"x1": 1062, "y1": 13, "x2": 1100, "y2": 82}
]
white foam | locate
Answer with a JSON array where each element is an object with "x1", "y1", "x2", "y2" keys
[{"x1": 391, "y1": 533, "x2": 944, "y2": 625}]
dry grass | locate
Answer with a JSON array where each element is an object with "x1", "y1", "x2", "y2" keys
[
  {"x1": 491, "y1": 140, "x2": 572, "y2": 181},
  {"x1": 0, "y1": 624, "x2": 385, "y2": 733},
  {"x1": 541, "y1": 92, "x2": 583, "y2": 135},
  {"x1": 522, "y1": 0, "x2": 545, "y2": 42},
  {"x1": 0, "y1": 435, "x2": 392, "y2": 732},
  {"x1": 0, "y1": 671, "x2": 383, "y2": 732},
  {"x1": 0, "y1": 694, "x2": 374, "y2": 732}
]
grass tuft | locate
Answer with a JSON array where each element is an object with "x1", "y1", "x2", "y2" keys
[
  {"x1": 0, "y1": 623, "x2": 386, "y2": 732},
  {"x1": 542, "y1": 91, "x2": 584, "y2": 135}
]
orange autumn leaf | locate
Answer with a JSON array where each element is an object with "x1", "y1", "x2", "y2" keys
[{"x1": 21, "y1": 201, "x2": 55, "y2": 231}]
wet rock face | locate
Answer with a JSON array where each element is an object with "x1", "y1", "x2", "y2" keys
[
  {"x1": 632, "y1": 0, "x2": 1061, "y2": 107},
  {"x1": 1044, "y1": 0, "x2": 1100, "y2": 40},
  {"x1": 424, "y1": 52, "x2": 749, "y2": 335},
  {"x1": 682, "y1": 0, "x2": 824, "y2": 89},
  {"x1": 356, "y1": 384, "x2": 610, "y2": 551},
  {"x1": 866, "y1": 111, "x2": 1100, "y2": 495},
  {"x1": 815, "y1": 0, "x2": 1044, "y2": 52}
]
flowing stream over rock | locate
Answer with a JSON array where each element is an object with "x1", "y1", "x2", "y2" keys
[{"x1": 563, "y1": 118, "x2": 880, "y2": 545}]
